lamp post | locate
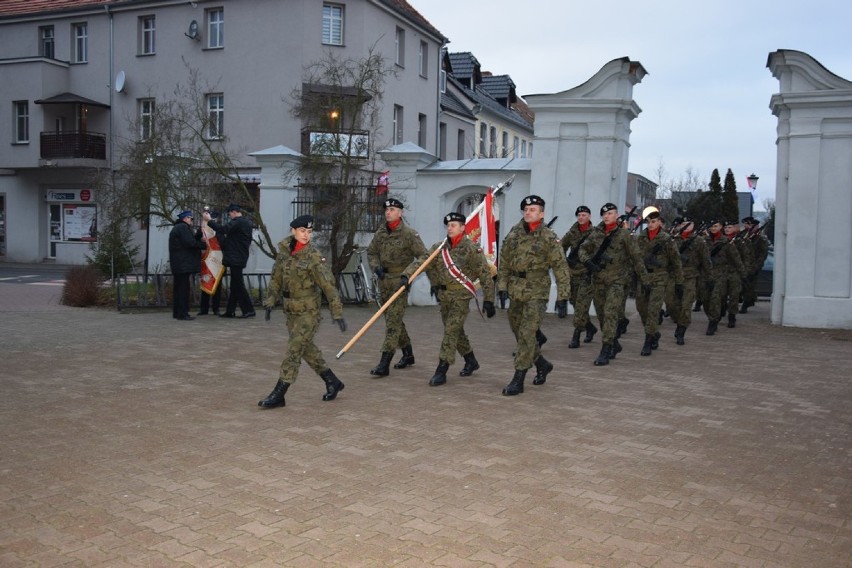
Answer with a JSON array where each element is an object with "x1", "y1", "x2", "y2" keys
[{"x1": 746, "y1": 173, "x2": 759, "y2": 216}]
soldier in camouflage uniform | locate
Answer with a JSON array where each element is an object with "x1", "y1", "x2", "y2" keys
[
  {"x1": 722, "y1": 221, "x2": 748, "y2": 328},
  {"x1": 366, "y1": 198, "x2": 428, "y2": 376},
  {"x1": 257, "y1": 215, "x2": 348, "y2": 409},
  {"x1": 561, "y1": 205, "x2": 598, "y2": 348},
  {"x1": 497, "y1": 195, "x2": 570, "y2": 396},
  {"x1": 667, "y1": 217, "x2": 711, "y2": 345},
  {"x1": 579, "y1": 203, "x2": 648, "y2": 366},
  {"x1": 703, "y1": 220, "x2": 746, "y2": 335},
  {"x1": 402, "y1": 212, "x2": 496, "y2": 386},
  {"x1": 739, "y1": 216, "x2": 769, "y2": 313}
]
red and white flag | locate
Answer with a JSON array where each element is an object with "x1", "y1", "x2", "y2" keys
[
  {"x1": 199, "y1": 223, "x2": 225, "y2": 296},
  {"x1": 464, "y1": 187, "x2": 497, "y2": 267},
  {"x1": 375, "y1": 171, "x2": 390, "y2": 196}
]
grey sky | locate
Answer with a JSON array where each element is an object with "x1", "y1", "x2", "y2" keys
[{"x1": 418, "y1": 0, "x2": 852, "y2": 210}]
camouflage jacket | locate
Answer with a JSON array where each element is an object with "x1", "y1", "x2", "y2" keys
[
  {"x1": 673, "y1": 234, "x2": 712, "y2": 281},
  {"x1": 635, "y1": 229, "x2": 684, "y2": 285},
  {"x1": 705, "y1": 234, "x2": 746, "y2": 278},
  {"x1": 578, "y1": 223, "x2": 648, "y2": 286},
  {"x1": 497, "y1": 220, "x2": 569, "y2": 302},
  {"x1": 405, "y1": 236, "x2": 495, "y2": 302},
  {"x1": 561, "y1": 221, "x2": 595, "y2": 275},
  {"x1": 734, "y1": 236, "x2": 754, "y2": 275},
  {"x1": 747, "y1": 233, "x2": 770, "y2": 273},
  {"x1": 367, "y1": 220, "x2": 427, "y2": 276},
  {"x1": 264, "y1": 237, "x2": 343, "y2": 318}
]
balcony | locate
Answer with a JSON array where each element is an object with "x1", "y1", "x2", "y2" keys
[
  {"x1": 40, "y1": 131, "x2": 106, "y2": 160},
  {"x1": 300, "y1": 128, "x2": 370, "y2": 159}
]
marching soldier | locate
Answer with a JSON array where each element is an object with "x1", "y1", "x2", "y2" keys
[
  {"x1": 739, "y1": 216, "x2": 769, "y2": 313},
  {"x1": 667, "y1": 217, "x2": 711, "y2": 345},
  {"x1": 561, "y1": 205, "x2": 598, "y2": 348},
  {"x1": 703, "y1": 220, "x2": 745, "y2": 335},
  {"x1": 722, "y1": 220, "x2": 748, "y2": 328},
  {"x1": 258, "y1": 215, "x2": 347, "y2": 408},
  {"x1": 366, "y1": 198, "x2": 427, "y2": 376},
  {"x1": 635, "y1": 209, "x2": 684, "y2": 355},
  {"x1": 579, "y1": 203, "x2": 648, "y2": 366},
  {"x1": 497, "y1": 195, "x2": 570, "y2": 396},
  {"x1": 402, "y1": 212, "x2": 496, "y2": 386}
]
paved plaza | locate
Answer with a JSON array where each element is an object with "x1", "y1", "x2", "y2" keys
[{"x1": 1, "y1": 274, "x2": 850, "y2": 567}]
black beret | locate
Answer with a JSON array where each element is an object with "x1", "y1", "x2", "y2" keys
[
  {"x1": 444, "y1": 212, "x2": 466, "y2": 225},
  {"x1": 575, "y1": 205, "x2": 591, "y2": 216},
  {"x1": 383, "y1": 198, "x2": 404, "y2": 209},
  {"x1": 226, "y1": 203, "x2": 241, "y2": 212},
  {"x1": 600, "y1": 203, "x2": 618, "y2": 215},
  {"x1": 520, "y1": 195, "x2": 545, "y2": 210},
  {"x1": 646, "y1": 210, "x2": 661, "y2": 220},
  {"x1": 290, "y1": 215, "x2": 314, "y2": 229},
  {"x1": 707, "y1": 219, "x2": 720, "y2": 226},
  {"x1": 741, "y1": 216, "x2": 756, "y2": 224},
  {"x1": 723, "y1": 219, "x2": 737, "y2": 227}
]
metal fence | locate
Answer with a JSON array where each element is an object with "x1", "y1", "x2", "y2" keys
[{"x1": 291, "y1": 181, "x2": 383, "y2": 233}]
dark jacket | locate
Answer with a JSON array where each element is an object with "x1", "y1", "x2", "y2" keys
[
  {"x1": 169, "y1": 221, "x2": 206, "y2": 274},
  {"x1": 210, "y1": 215, "x2": 252, "y2": 268}
]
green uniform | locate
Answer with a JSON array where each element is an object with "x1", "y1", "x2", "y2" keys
[
  {"x1": 367, "y1": 221, "x2": 427, "y2": 353},
  {"x1": 579, "y1": 223, "x2": 648, "y2": 343},
  {"x1": 405, "y1": 237, "x2": 495, "y2": 365},
  {"x1": 704, "y1": 234, "x2": 745, "y2": 323},
  {"x1": 561, "y1": 222, "x2": 596, "y2": 331},
  {"x1": 742, "y1": 232, "x2": 769, "y2": 307},
  {"x1": 667, "y1": 233, "x2": 711, "y2": 327},
  {"x1": 497, "y1": 221, "x2": 570, "y2": 371},
  {"x1": 635, "y1": 229, "x2": 684, "y2": 336},
  {"x1": 264, "y1": 237, "x2": 343, "y2": 384}
]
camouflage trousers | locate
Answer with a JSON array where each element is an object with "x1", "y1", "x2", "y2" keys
[
  {"x1": 279, "y1": 311, "x2": 327, "y2": 384},
  {"x1": 666, "y1": 277, "x2": 697, "y2": 327},
  {"x1": 438, "y1": 293, "x2": 474, "y2": 365},
  {"x1": 569, "y1": 272, "x2": 594, "y2": 330},
  {"x1": 379, "y1": 276, "x2": 412, "y2": 352},
  {"x1": 592, "y1": 279, "x2": 627, "y2": 343},
  {"x1": 507, "y1": 298, "x2": 547, "y2": 370},
  {"x1": 635, "y1": 278, "x2": 667, "y2": 335},
  {"x1": 720, "y1": 271, "x2": 743, "y2": 316},
  {"x1": 704, "y1": 271, "x2": 727, "y2": 322},
  {"x1": 742, "y1": 271, "x2": 759, "y2": 307}
]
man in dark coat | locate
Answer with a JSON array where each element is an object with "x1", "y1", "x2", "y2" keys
[
  {"x1": 169, "y1": 210, "x2": 206, "y2": 320},
  {"x1": 204, "y1": 204, "x2": 255, "y2": 318}
]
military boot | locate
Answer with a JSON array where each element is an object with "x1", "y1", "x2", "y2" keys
[
  {"x1": 674, "y1": 325, "x2": 686, "y2": 345},
  {"x1": 258, "y1": 380, "x2": 289, "y2": 408},
  {"x1": 706, "y1": 319, "x2": 718, "y2": 336},
  {"x1": 584, "y1": 321, "x2": 598, "y2": 343},
  {"x1": 651, "y1": 331, "x2": 661, "y2": 350},
  {"x1": 594, "y1": 343, "x2": 612, "y2": 366},
  {"x1": 532, "y1": 356, "x2": 553, "y2": 386},
  {"x1": 640, "y1": 334, "x2": 653, "y2": 356},
  {"x1": 616, "y1": 317, "x2": 629, "y2": 338},
  {"x1": 429, "y1": 361, "x2": 450, "y2": 386},
  {"x1": 739, "y1": 303, "x2": 749, "y2": 314},
  {"x1": 370, "y1": 351, "x2": 393, "y2": 376},
  {"x1": 536, "y1": 329, "x2": 548, "y2": 347},
  {"x1": 611, "y1": 338, "x2": 623, "y2": 359},
  {"x1": 502, "y1": 369, "x2": 526, "y2": 396},
  {"x1": 727, "y1": 313, "x2": 736, "y2": 328},
  {"x1": 568, "y1": 328, "x2": 582, "y2": 348},
  {"x1": 319, "y1": 369, "x2": 345, "y2": 401},
  {"x1": 394, "y1": 345, "x2": 415, "y2": 369},
  {"x1": 459, "y1": 352, "x2": 480, "y2": 376}
]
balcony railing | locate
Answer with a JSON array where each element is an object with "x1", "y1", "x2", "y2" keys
[{"x1": 40, "y1": 131, "x2": 106, "y2": 160}]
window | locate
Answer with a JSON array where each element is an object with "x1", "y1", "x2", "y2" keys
[
  {"x1": 419, "y1": 41, "x2": 428, "y2": 78},
  {"x1": 439, "y1": 122, "x2": 447, "y2": 161},
  {"x1": 40, "y1": 26, "x2": 54, "y2": 58},
  {"x1": 14, "y1": 101, "x2": 29, "y2": 144},
  {"x1": 207, "y1": 8, "x2": 224, "y2": 48},
  {"x1": 513, "y1": 136, "x2": 519, "y2": 158},
  {"x1": 322, "y1": 4, "x2": 344, "y2": 46},
  {"x1": 207, "y1": 94, "x2": 224, "y2": 139},
  {"x1": 73, "y1": 23, "x2": 88, "y2": 63},
  {"x1": 479, "y1": 123, "x2": 487, "y2": 156},
  {"x1": 139, "y1": 99, "x2": 155, "y2": 140},
  {"x1": 139, "y1": 16, "x2": 155, "y2": 55},
  {"x1": 393, "y1": 105, "x2": 403, "y2": 144},
  {"x1": 521, "y1": 140, "x2": 527, "y2": 158},
  {"x1": 417, "y1": 113, "x2": 427, "y2": 148},
  {"x1": 528, "y1": 142, "x2": 533, "y2": 158},
  {"x1": 395, "y1": 27, "x2": 405, "y2": 66},
  {"x1": 489, "y1": 126, "x2": 496, "y2": 157},
  {"x1": 440, "y1": 69, "x2": 446, "y2": 93},
  {"x1": 501, "y1": 132, "x2": 509, "y2": 157},
  {"x1": 457, "y1": 129, "x2": 465, "y2": 160}
]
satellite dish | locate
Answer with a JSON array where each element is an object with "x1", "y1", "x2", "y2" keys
[
  {"x1": 114, "y1": 70, "x2": 126, "y2": 93},
  {"x1": 186, "y1": 20, "x2": 199, "y2": 40}
]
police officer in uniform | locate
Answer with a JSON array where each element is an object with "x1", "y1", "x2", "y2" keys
[
  {"x1": 561, "y1": 205, "x2": 598, "y2": 348},
  {"x1": 667, "y1": 217, "x2": 711, "y2": 345},
  {"x1": 366, "y1": 198, "x2": 428, "y2": 376},
  {"x1": 497, "y1": 195, "x2": 570, "y2": 396},
  {"x1": 402, "y1": 212, "x2": 496, "y2": 386},
  {"x1": 258, "y1": 215, "x2": 347, "y2": 408},
  {"x1": 169, "y1": 210, "x2": 206, "y2": 321}
]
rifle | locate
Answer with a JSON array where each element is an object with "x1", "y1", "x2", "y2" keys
[{"x1": 586, "y1": 226, "x2": 618, "y2": 272}]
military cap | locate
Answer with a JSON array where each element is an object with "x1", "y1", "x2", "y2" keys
[
  {"x1": 290, "y1": 215, "x2": 314, "y2": 229},
  {"x1": 226, "y1": 203, "x2": 241, "y2": 212},
  {"x1": 672, "y1": 216, "x2": 684, "y2": 225},
  {"x1": 575, "y1": 205, "x2": 591, "y2": 216},
  {"x1": 177, "y1": 210, "x2": 193, "y2": 220},
  {"x1": 741, "y1": 216, "x2": 757, "y2": 224},
  {"x1": 707, "y1": 218, "x2": 720, "y2": 226},
  {"x1": 520, "y1": 195, "x2": 545, "y2": 210},
  {"x1": 646, "y1": 210, "x2": 661, "y2": 220},
  {"x1": 383, "y1": 198, "x2": 404, "y2": 209},
  {"x1": 723, "y1": 219, "x2": 737, "y2": 227},
  {"x1": 444, "y1": 212, "x2": 466, "y2": 225},
  {"x1": 600, "y1": 203, "x2": 618, "y2": 215}
]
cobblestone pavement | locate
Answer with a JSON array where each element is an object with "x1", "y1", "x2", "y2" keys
[{"x1": 1, "y1": 279, "x2": 850, "y2": 567}]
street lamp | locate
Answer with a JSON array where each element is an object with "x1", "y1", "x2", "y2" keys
[{"x1": 747, "y1": 173, "x2": 759, "y2": 190}]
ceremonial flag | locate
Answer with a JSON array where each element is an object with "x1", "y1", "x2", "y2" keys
[
  {"x1": 199, "y1": 223, "x2": 225, "y2": 295},
  {"x1": 464, "y1": 188, "x2": 497, "y2": 268},
  {"x1": 375, "y1": 171, "x2": 390, "y2": 196}
]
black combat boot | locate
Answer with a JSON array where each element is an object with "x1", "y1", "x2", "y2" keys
[
  {"x1": 258, "y1": 380, "x2": 289, "y2": 408},
  {"x1": 394, "y1": 345, "x2": 415, "y2": 369},
  {"x1": 594, "y1": 343, "x2": 612, "y2": 366},
  {"x1": 739, "y1": 304, "x2": 749, "y2": 314},
  {"x1": 568, "y1": 328, "x2": 582, "y2": 348},
  {"x1": 532, "y1": 356, "x2": 553, "y2": 385},
  {"x1": 706, "y1": 319, "x2": 718, "y2": 336},
  {"x1": 459, "y1": 352, "x2": 480, "y2": 376},
  {"x1": 536, "y1": 329, "x2": 548, "y2": 347},
  {"x1": 320, "y1": 369, "x2": 344, "y2": 401},
  {"x1": 674, "y1": 325, "x2": 686, "y2": 345},
  {"x1": 370, "y1": 351, "x2": 394, "y2": 376},
  {"x1": 611, "y1": 338, "x2": 622, "y2": 359},
  {"x1": 727, "y1": 313, "x2": 736, "y2": 328},
  {"x1": 502, "y1": 369, "x2": 526, "y2": 395},
  {"x1": 429, "y1": 361, "x2": 450, "y2": 386},
  {"x1": 640, "y1": 334, "x2": 653, "y2": 356},
  {"x1": 651, "y1": 331, "x2": 661, "y2": 350},
  {"x1": 584, "y1": 321, "x2": 598, "y2": 343},
  {"x1": 616, "y1": 317, "x2": 629, "y2": 338}
]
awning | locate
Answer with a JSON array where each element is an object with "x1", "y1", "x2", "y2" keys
[{"x1": 34, "y1": 92, "x2": 110, "y2": 109}]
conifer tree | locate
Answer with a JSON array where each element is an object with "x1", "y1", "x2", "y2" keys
[{"x1": 722, "y1": 168, "x2": 740, "y2": 222}]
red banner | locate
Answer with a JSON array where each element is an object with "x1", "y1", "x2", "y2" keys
[
  {"x1": 464, "y1": 188, "x2": 496, "y2": 265},
  {"x1": 199, "y1": 224, "x2": 224, "y2": 295}
]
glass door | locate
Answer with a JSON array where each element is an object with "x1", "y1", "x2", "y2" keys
[{"x1": 49, "y1": 204, "x2": 61, "y2": 258}]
